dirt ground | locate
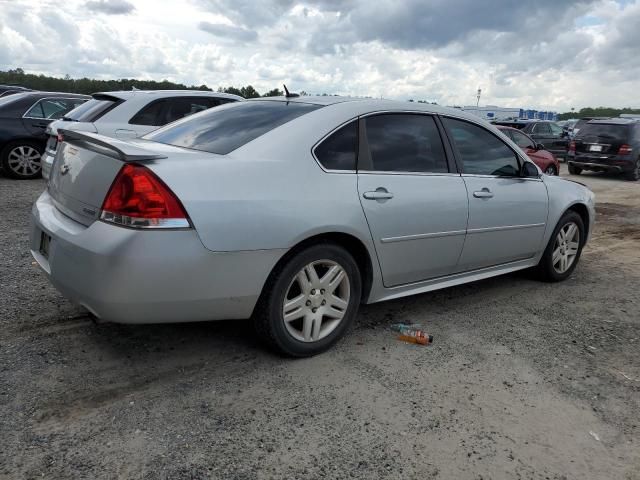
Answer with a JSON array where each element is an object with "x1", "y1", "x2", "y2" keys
[{"x1": 1, "y1": 165, "x2": 639, "y2": 480}]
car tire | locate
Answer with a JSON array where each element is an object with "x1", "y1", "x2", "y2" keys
[
  {"x1": 568, "y1": 164, "x2": 582, "y2": 175},
  {"x1": 1, "y1": 141, "x2": 43, "y2": 179},
  {"x1": 253, "y1": 243, "x2": 362, "y2": 357},
  {"x1": 536, "y1": 211, "x2": 585, "y2": 282},
  {"x1": 623, "y1": 158, "x2": 640, "y2": 181},
  {"x1": 544, "y1": 165, "x2": 558, "y2": 175}
]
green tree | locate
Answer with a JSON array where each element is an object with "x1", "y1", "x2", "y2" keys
[{"x1": 263, "y1": 88, "x2": 283, "y2": 97}]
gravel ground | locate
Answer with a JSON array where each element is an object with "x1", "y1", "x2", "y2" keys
[{"x1": 1, "y1": 166, "x2": 639, "y2": 479}]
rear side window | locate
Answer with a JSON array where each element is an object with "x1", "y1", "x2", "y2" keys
[
  {"x1": 64, "y1": 97, "x2": 120, "y2": 122},
  {"x1": 314, "y1": 121, "x2": 357, "y2": 171},
  {"x1": 577, "y1": 123, "x2": 629, "y2": 142},
  {"x1": 532, "y1": 123, "x2": 551, "y2": 135},
  {"x1": 549, "y1": 123, "x2": 563, "y2": 136},
  {"x1": 362, "y1": 114, "x2": 448, "y2": 173},
  {"x1": 444, "y1": 117, "x2": 520, "y2": 176},
  {"x1": 130, "y1": 100, "x2": 167, "y2": 126},
  {"x1": 24, "y1": 98, "x2": 86, "y2": 119},
  {"x1": 145, "y1": 101, "x2": 321, "y2": 155},
  {"x1": 164, "y1": 97, "x2": 215, "y2": 124}
]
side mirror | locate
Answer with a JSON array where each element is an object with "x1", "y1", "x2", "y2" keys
[
  {"x1": 536, "y1": 143, "x2": 545, "y2": 151},
  {"x1": 521, "y1": 162, "x2": 539, "y2": 178}
]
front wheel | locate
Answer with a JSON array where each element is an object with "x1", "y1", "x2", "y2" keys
[
  {"x1": 254, "y1": 243, "x2": 362, "y2": 357},
  {"x1": 536, "y1": 211, "x2": 585, "y2": 282}
]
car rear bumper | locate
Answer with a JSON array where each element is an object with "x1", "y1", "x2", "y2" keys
[
  {"x1": 30, "y1": 190, "x2": 285, "y2": 324},
  {"x1": 568, "y1": 156, "x2": 635, "y2": 173}
]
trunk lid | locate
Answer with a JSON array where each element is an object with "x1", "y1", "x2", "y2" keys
[{"x1": 48, "y1": 130, "x2": 167, "y2": 226}]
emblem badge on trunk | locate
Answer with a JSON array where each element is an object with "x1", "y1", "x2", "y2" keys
[{"x1": 60, "y1": 163, "x2": 70, "y2": 175}]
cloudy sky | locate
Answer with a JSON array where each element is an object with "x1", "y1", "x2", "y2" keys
[{"x1": 1, "y1": 0, "x2": 638, "y2": 111}]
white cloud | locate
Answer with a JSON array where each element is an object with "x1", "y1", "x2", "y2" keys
[{"x1": 0, "y1": 0, "x2": 638, "y2": 110}]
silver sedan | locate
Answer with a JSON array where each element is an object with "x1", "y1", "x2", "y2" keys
[{"x1": 30, "y1": 97, "x2": 595, "y2": 356}]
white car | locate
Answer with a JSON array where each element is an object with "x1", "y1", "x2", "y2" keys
[{"x1": 41, "y1": 90, "x2": 242, "y2": 180}]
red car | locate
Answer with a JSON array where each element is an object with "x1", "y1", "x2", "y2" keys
[{"x1": 497, "y1": 125, "x2": 560, "y2": 175}]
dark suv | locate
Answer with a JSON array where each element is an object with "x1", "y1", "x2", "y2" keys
[{"x1": 567, "y1": 118, "x2": 640, "y2": 180}]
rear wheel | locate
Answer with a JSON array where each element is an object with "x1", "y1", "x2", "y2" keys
[
  {"x1": 568, "y1": 163, "x2": 582, "y2": 175},
  {"x1": 254, "y1": 243, "x2": 362, "y2": 357},
  {"x1": 536, "y1": 211, "x2": 585, "y2": 282},
  {"x1": 544, "y1": 165, "x2": 558, "y2": 175},
  {"x1": 624, "y1": 158, "x2": 640, "y2": 181},
  {"x1": 1, "y1": 141, "x2": 43, "y2": 179}
]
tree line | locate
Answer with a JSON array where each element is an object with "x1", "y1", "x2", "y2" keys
[
  {"x1": 0, "y1": 68, "x2": 283, "y2": 98},
  {"x1": 558, "y1": 107, "x2": 640, "y2": 120}
]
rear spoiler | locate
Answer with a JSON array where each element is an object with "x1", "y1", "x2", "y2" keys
[{"x1": 58, "y1": 129, "x2": 167, "y2": 162}]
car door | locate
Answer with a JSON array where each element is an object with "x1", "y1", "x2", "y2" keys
[
  {"x1": 22, "y1": 98, "x2": 86, "y2": 138},
  {"x1": 441, "y1": 117, "x2": 548, "y2": 272},
  {"x1": 357, "y1": 113, "x2": 469, "y2": 287}
]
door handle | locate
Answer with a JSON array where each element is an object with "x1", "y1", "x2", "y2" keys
[
  {"x1": 473, "y1": 188, "x2": 494, "y2": 199},
  {"x1": 363, "y1": 188, "x2": 394, "y2": 200}
]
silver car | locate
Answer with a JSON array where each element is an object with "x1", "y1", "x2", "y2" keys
[{"x1": 30, "y1": 97, "x2": 595, "y2": 356}]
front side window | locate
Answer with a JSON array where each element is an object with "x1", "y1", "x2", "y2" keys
[
  {"x1": 145, "y1": 100, "x2": 321, "y2": 155},
  {"x1": 314, "y1": 121, "x2": 357, "y2": 171},
  {"x1": 443, "y1": 117, "x2": 520, "y2": 176},
  {"x1": 24, "y1": 98, "x2": 86, "y2": 119},
  {"x1": 362, "y1": 114, "x2": 448, "y2": 173},
  {"x1": 511, "y1": 130, "x2": 535, "y2": 150},
  {"x1": 129, "y1": 100, "x2": 167, "y2": 126}
]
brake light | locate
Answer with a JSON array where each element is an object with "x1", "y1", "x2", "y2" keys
[
  {"x1": 569, "y1": 141, "x2": 576, "y2": 153},
  {"x1": 618, "y1": 144, "x2": 633, "y2": 155},
  {"x1": 100, "y1": 164, "x2": 190, "y2": 229}
]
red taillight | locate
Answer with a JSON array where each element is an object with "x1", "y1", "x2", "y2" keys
[
  {"x1": 100, "y1": 164, "x2": 190, "y2": 229},
  {"x1": 618, "y1": 144, "x2": 633, "y2": 155},
  {"x1": 569, "y1": 141, "x2": 576, "y2": 153}
]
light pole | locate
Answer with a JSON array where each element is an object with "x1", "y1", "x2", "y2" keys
[{"x1": 476, "y1": 88, "x2": 481, "y2": 107}]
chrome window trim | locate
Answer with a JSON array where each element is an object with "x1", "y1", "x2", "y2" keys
[
  {"x1": 22, "y1": 97, "x2": 87, "y2": 120},
  {"x1": 359, "y1": 171, "x2": 461, "y2": 177},
  {"x1": 461, "y1": 173, "x2": 542, "y2": 182}
]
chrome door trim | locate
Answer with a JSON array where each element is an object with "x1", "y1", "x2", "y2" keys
[
  {"x1": 381, "y1": 229, "x2": 466, "y2": 244},
  {"x1": 461, "y1": 173, "x2": 543, "y2": 182},
  {"x1": 359, "y1": 171, "x2": 462, "y2": 177},
  {"x1": 467, "y1": 223, "x2": 545, "y2": 234}
]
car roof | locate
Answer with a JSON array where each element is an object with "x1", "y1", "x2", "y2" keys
[
  {"x1": 588, "y1": 118, "x2": 638, "y2": 125},
  {"x1": 21, "y1": 91, "x2": 90, "y2": 99},
  {"x1": 92, "y1": 90, "x2": 244, "y2": 101},
  {"x1": 496, "y1": 125, "x2": 524, "y2": 132},
  {"x1": 247, "y1": 96, "x2": 485, "y2": 122}
]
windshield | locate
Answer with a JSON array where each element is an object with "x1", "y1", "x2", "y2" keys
[
  {"x1": 64, "y1": 96, "x2": 120, "y2": 122},
  {"x1": 577, "y1": 123, "x2": 629, "y2": 142},
  {"x1": 145, "y1": 100, "x2": 322, "y2": 155}
]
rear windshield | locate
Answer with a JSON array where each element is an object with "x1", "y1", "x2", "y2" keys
[
  {"x1": 144, "y1": 101, "x2": 321, "y2": 155},
  {"x1": 64, "y1": 96, "x2": 120, "y2": 122},
  {"x1": 577, "y1": 123, "x2": 630, "y2": 142}
]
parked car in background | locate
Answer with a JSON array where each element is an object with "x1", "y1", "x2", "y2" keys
[
  {"x1": 494, "y1": 120, "x2": 569, "y2": 159},
  {"x1": 0, "y1": 84, "x2": 32, "y2": 98},
  {"x1": 567, "y1": 118, "x2": 640, "y2": 180},
  {"x1": 41, "y1": 90, "x2": 243, "y2": 180},
  {"x1": 31, "y1": 97, "x2": 595, "y2": 356},
  {"x1": 0, "y1": 91, "x2": 88, "y2": 179},
  {"x1": 497, "y1": 125, "x2": 560, "y2": 175},
  {"x1": 569, "y1": 117, "x2": 609, "y2": 140}
]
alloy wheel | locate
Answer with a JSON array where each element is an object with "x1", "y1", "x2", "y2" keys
[
  {"x1": 552, "y1": 222, "x2": 580, "y2": 274},
  {"x1": 282, "y1": 260, "x2": 351, "y2": 342},
  {"x1": 7, "y1": 145, "x2": 41, "y2": 176}
]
